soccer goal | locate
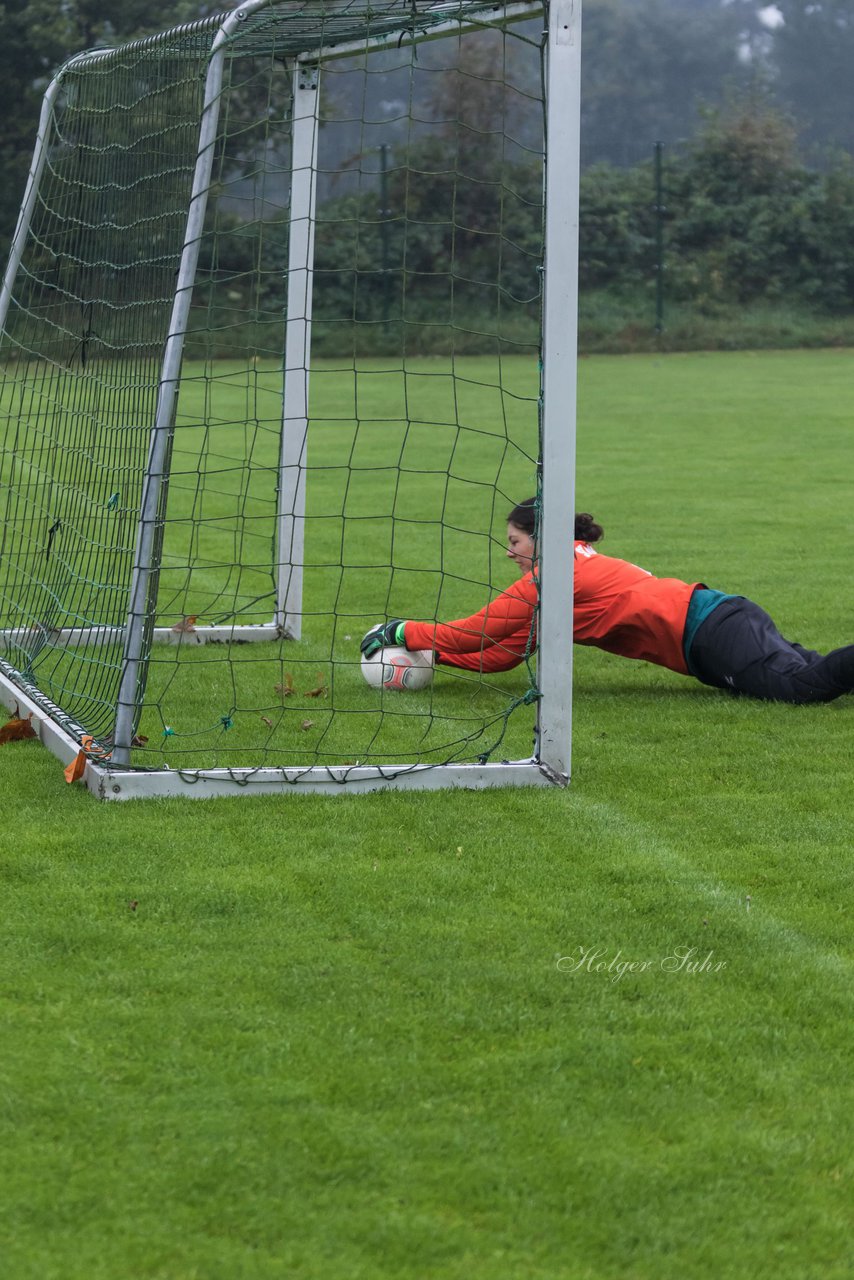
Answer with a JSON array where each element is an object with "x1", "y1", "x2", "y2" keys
[{"x1": 0, "y1": 0, "x2": 578, "y2": 799}]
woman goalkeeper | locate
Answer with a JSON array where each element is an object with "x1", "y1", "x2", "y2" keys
[{"x1": 360, "y1": 498, "x2": 854, "y2": 704}]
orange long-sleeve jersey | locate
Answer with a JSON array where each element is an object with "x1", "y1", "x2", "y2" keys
[{"x1": 403, "y1": 542, "x2": 700, "y2": 675}]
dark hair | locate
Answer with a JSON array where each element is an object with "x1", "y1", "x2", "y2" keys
[
  {"x1": 575, "y1": 513, "x2": 604, "y2": 543},
  {"x1": 507, "y1": 498, "x2": 604, "y2": 544}
]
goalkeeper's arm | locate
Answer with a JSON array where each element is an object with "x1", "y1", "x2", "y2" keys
[{"x1": 403, "y1": 576, "x2": 537, "y2": 672}]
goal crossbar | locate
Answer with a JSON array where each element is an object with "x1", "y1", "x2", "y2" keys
[{"x1": 60, "y1": 1, "x2": 542, "y2": 71}]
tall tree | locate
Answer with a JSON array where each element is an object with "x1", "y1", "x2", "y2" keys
[
  {"x1": 581, "y1": 0, "x2": 753, "y2": 165},
  {"x1": 0, "y1": 2, "x2": 70, "y2": 242},
  {"x1": 768, "y1": 0, "x2": 854, "y2": 157},
  {"x1": 0, "y1": 2, "x2": 230, "y2": 245}
]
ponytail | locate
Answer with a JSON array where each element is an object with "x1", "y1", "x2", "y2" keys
[{"x1": 574, "y1": 513, "x2": 604, "y2": 544}]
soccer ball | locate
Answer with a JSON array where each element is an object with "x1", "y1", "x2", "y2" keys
[{"x1": 361, "y1": 646, "x2": 434, "y2": 692}]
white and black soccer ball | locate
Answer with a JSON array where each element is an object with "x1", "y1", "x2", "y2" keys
[{"x1": 361, "y1": 646, "x2": 434, "y2": 692}]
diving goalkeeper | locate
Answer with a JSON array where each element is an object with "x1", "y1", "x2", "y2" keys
[{"x1": 360, "y1": 498, "x2": 854, "y2": 704}]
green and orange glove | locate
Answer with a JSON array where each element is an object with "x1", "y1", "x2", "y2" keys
[{"x1": 360, "y1": 620, "x2": 407, "y2": 658}]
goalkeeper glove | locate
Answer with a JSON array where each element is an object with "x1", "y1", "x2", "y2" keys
[{"x1": 361, "y1": 619, "x2": 406, "y2": 657}]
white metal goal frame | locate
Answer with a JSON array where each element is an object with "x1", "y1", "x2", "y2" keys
[{"x1": 0, "y1": 0, "x2": 579, "y2": 798}]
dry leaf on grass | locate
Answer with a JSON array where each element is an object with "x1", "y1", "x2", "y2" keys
[
  {"x1": 274, "y1": 673, "x2": 295, "y2": 697},
  {"x1": 300, "y1": 719, "x2": 315, "y2": 731},
  {"x1": 0, "y1": 710, "x2": 37, "y2": 745},
  {"x1": 304, "y1": 673, "x2": 328, "y2": 698}
]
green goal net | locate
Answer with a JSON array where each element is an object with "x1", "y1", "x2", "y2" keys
[{"x1": 0, "y1": 0, "x2": 578, "y2": 797}]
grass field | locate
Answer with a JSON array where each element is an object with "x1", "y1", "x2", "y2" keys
[{"x1": 2, "y1": 349, "x2": 853, "y2": 1279}]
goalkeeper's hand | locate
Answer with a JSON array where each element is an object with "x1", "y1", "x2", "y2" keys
[{"x1": 360, "y1": 619, "x2": 407, "y2": 657}]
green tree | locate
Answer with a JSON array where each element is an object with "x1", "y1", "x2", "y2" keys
[
  {"x1": 0, "y1": 1, "x2": 71, "y2": 243},
  {"x1": 579, "y1": 162, "x2": 656, "y2": 290},
  {"x1": 665, "y1": 97, "x2": 854, "y2": 309},
  {"x1": 581, "y1": 0, "x2": 752, "y2": 165},
  {"x1": 0, "y1": 2, "x2": 231, "y2": 246},
  {"x1": 768, "y1": 0, "x2": 854, "y2": 157}
]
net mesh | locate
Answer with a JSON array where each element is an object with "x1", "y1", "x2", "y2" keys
[{"x1": 0, "y1": 0, "x2": 547, "y2": 781}]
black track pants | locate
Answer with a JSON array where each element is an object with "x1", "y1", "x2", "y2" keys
[{"x1": 688, "y1": 598, "x2": 854, "y2": 704}]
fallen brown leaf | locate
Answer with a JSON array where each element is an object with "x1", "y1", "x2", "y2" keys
[
  {"x1": 171, "y1": 615, "x2": 198, "y2": 634},
  {"x1": 304, "y1": 672, "x2": 328, "y2": 698},
  {"x1": 300, "y1": 719, "x2": 315, "y2": 731},
  {"x1": 0, "y1": 711, "x2": 36, "y2": 745},
  {"x1": 274, "y1": 673, "x2": 295, "y2": 697}
]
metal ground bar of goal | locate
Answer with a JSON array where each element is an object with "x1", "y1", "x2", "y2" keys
[
  {"x1": 88, "y1": 759, "x2": 565, "y2": 800},
  {"x1": 1, "y1": 663, "x2": 566, "y2": 799}
]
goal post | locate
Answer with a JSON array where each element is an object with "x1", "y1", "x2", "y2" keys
[
  {"x1": 276, "y1": 58, "x2": 321, "y2": 644},
  {"x1": 112, "y1": 5, "x2": 268, "y2": 766},
  {"x1": 537, "y1": 0, "x2": 580, "y2": 782},
  {"x1": 0, "y1": 0, "x2": 580, "y2": 799}
]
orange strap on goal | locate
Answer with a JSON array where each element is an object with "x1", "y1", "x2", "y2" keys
[{"x1": 64, "y1": 735, "x2": 110, "y2": 784}]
